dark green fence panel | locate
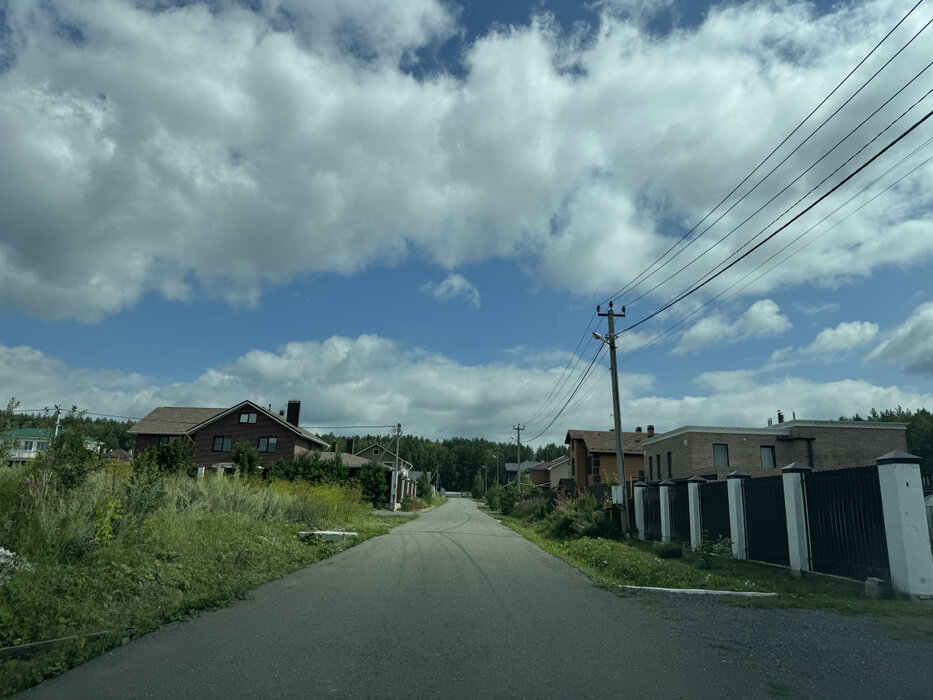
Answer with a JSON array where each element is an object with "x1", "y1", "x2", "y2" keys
[
  {"x1": 669, "y1": 483, "x2": 691, "y2": 543},
  {"x1": 699, "y1": 480, "x2": 730, "y2": 542},
  {"x1": 643, "y1": 487, "x2": 661, "y2": 541},
  {"x1": 743, "y1": 475, "x2": 789, "y2": 566}
]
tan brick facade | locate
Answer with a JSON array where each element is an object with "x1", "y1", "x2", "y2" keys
[{"x1": 640, "y1": 420, "x2": 907, "y2": 481}]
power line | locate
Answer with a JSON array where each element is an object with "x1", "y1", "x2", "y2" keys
[
  {"x1": 621, "y1": 107, "x2": 933, "y2": 335},
  {"x1": 600, "y1": 0, "x2": 926, "y2": 308}
]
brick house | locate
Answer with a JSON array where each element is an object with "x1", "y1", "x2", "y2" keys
[
  {"x1": 639, "y1": 418, "x2": 908, "y2": 481},
  {"x1": 128, "y1": 400, "x2": 330, "y2": 470},
  {"x1": 564, "y1": 427, "x2": 650, "y2": 490},
  {"x1": 353, "y1": 442, "x2": 417, "y2": 504}
]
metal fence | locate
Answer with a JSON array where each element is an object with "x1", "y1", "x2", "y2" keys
[
  {"x1": 804, "y1": 466, "x2": 890, "y2": 580},
  {"x1": 699, "y1": 480, "x2": 730, "y2": 542},
  {"x1": 669, "y1": 483, "x2": 691, "y2": 543},
  {"x1": 743, "y1": 475, "x2": 789, "y2": 566},
  {"x1": 643, "y1": 486, "x2": 661, "y2": 541}
]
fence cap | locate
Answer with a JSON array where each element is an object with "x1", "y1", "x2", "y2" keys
[
  {"x1": 659, "y1": 479, "x2": 676, "y2": 486},
  {"x1": 876, "y1": 450, "x2": 921, "y2": 466},
  {"x1": 633, "y1": 480, "x2": 649, "y2": 488},
  {"x1": 781, "y1": 462, "x2": 812, "y2": 473},
  {"x1": 726, "y1": 470, "x2": 751, "y2": 479},
  {"x1": 687, "y1": 475, "x2": 707, "y2": 483}
]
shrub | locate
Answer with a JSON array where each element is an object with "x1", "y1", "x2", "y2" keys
[
  {"x1": 416, "y1": 472, "x2": 432, "y2": 502},
  {"x1": 44, "y1": 431, "x2": 101, "y2": 490},
  {"x1": 401, "y1": 496, "x2": 422, "y2": 512},
  {"x1": 485, "y1": 484, "x2": 504, "y2": 511},
  {"x1": 122, "y1": 452, "x2": 165, "y2": 528},
  {"x1": 653, "y1": 541, "x2": 684, "y2": 559},
  {"x1": 543, "y1": 495, "x2": 607, "y2": 539},
  {"x1": 232, "y1": 441, "x2": 262, "y2": 477},
  {"x1": 266, "y1": 452, "x2": 348, "y2": 484},
  {"x1": 359, "y1": 461, "x2": 388, "y2": 508},
  {"x1": 509, "y1": 498, "x2": 550, "y2": 522}
]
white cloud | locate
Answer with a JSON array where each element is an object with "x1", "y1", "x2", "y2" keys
[
  {"x1": 421, "y1": 273, "x2": 481, "y2": 307},
  {"x1": 0, "y1": 1, "x2": 930, "y2": 321},
  {"x1": 2, "y1": 335, "x2": 931, "y2": 447},
  {"x1": 769, "y1": 320, "x2": 879, "y2": 367},
  {"x1": 672, "y1": 299, "x2": 791, "y2": 355},
  {"x1": 868, "y1": 301, "x2": 933, "y2": 376}
]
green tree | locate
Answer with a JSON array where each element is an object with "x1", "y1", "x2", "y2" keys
[
  {"x1": 266, "y1": 452, "x2": 348, "y2": 483},
  {"x1": 45, "y1": 429, "x2": 101, "y2": 489},
  {"x1": 416, "y1": 471, "x2": 432, "y2": 502},
  {"x1": 471, "y1": 472, "x2": 485, "y2": 498},
  {"x1": 232, "y1": 441, "x2": 262, "y2": 477},
  {"x1": 359, "y1": 461, "x2": 388, "y2": 508},
  {"x1": 153, "y1": 438, "x2": 195, "y2": 475}
]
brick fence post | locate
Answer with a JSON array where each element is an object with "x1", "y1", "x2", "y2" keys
[
  {"x1": 727, "y1": 471, "x2": 750, "y2": 560},
  {"x1": 876, "y1": 450, "x2": 933, "y2": 599},
  {"x1": 687, "y1": 475, "x2": 705, "y2": 550},
  {"x1": 634, "y1": 481, "x2": 647, "y2": 541},
  {"x1": 782, "y1": 462, "x2": 812, "y2": 577}
]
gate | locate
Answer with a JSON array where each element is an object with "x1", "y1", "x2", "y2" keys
[
  {"x1": 743, "y1": 475, "x2": 789, "y2": 566},
  {"x1": 804, "y1": 466, "x2": 890, "y2": 580},
  {"x1": 699, "y1": 480, "x2": 730, "y2": 542},
  {"x1": 669, "y1": 483, "x2": 691, "y2": 543},
  {"x1": 643, "y1": 486, "x2": 661, "y2": 541}
]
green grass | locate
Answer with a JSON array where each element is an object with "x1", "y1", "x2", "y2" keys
[
  {"x1": 0, "y1": 464, "x2": 414, "y2": 695},
  {"x1": 503, "y1": 517, "x2": 933, "y2": 618}
]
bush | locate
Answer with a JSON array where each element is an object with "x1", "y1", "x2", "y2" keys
[
  {"x1": 653, "y1": 541, "x2": 684, "y2": 559},
  {"x1": 401, "y1": 496, "x2": 422, "y2": 511},
  {"x1": 509, "y1": 498, "x2": 550, "y2": 522},
  {"x1": 485, "y1": 484, "x2": 504, "y2": 511},
  {"x1": 359, "y1": 461, "x2": 388, "y2": 508},
  {"x1": 543, "y1": 495, "x2": 608, "y2": 539},
  {"x1": 232, "y1": 441, "x2": 262, "y2": 477},
  {"x1": 266, "y1": 452, "x2": 348, "y2": 484},
  {"x1": 122, "y1": 452, "x2": 166, "y2": 528},
  {"x1": 416, "y1": 472, "x2": 432, "y2": 503},
  {"x1": 44, "y1": 431, "x2": 101, "y2": 490}
]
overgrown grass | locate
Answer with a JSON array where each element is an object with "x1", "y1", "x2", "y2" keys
[
  {"x1": 0, "y1": 462, "x2": 413, "y2": 695},
  {"x1": 502, "y1": 498, "x2": 933, "y2": 618}
]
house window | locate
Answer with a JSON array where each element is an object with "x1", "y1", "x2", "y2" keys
[
  {"x1": 159, "y1": 436, "x2": 177, "y2": 445},
  {"x1": 713, "y1": 444, "x2": 730, "y2": 468},
  {"x1": 761, "y1": 446, "x2": 776, "y2": 469},
  {"x1": 571, "y1": 459, "x2": 575, "y2": 475},
  {"x1": 586, "y1": 456, "x2": 593, "y2": 475},
  {"x1": 213, "y1": 436, "x2": 231, "y2": 452},
  {"x1": 593, "y1": 455, "x2": 600, "y2": 478},
  {"x1": 23, "y1": 441, "x2": 34, "y2": 451},
  {"x1": 37, "y1": 441, "x2": 47, "y2": 451},
  {"x1": 239, "y1": 413, "x2": 257, "y2": 424},
  {"x1": 373, "y1": 448, "x2": 380, "y2": 456},
  {"x1": 258, "y1": 437, "x2": 277, "y2": 453},
  {"x1": 648, "y1": 455, "x2": 654, "y2": 481}
]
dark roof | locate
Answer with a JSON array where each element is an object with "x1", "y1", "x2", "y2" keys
[
  {"x1": 529, "y1": 455, "x2": 570, "y2": 471},
  {"x1": 355, "y1": 443, "x2": 412, "y2": 469},
  {"x1": 128, "y1": 400, "x2": 329, "y2": 450},
  {"x1": 318, "y1": 452, "x2": 374, "y2": 468},
  {"x1": 564, "y1": 429, "x2": 647, "y2": 454},
  {"x1": 128, "y1": 407, "x2": 225, "y2": 435}
]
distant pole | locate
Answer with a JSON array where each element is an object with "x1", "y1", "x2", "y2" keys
[
  {"x1": 53, "y1": 405, "x2": 62, "y2": 438},
  {"x1": 390, "y1": 423, "x2": 401, "y2": 510},
  {"x1": 597, "y1": 302, "x2": 628, "y2": 527},
  {"x1": 514, "y1": 424, "x2": 524, "y2": 496}
]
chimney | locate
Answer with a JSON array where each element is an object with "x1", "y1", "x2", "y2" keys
[
  {"x1": 777, "y1": 410, "x2": 784, "y2": 424},
  {"x1": 636, "y1": 426, "x2": 642, "y2": 433},
  {"x1": 286, "y1": 400, "x2": 301, "y2": 426},
  {"x1": 647, "y1": 425, "x2": 655, "y2": 437},
  {"x1": 346, "y1": 437, "x2": 355, "y2": 455},
  {"x1": 279, "y1": 409, "x2": 285, "y2": 417}
]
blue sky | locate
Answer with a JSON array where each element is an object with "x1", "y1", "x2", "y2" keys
[{"x1": 2, "y1": 0, "x2": 933, "y2": 448}]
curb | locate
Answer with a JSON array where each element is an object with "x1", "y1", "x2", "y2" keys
[{"x1": 619, "y1": 585, "x2": 777, "y2": 597}]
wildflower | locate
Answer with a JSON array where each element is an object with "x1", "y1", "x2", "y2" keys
[
  {"x1": 24, "y1": 478, "x2": 30, "y2": 485},
  {"x1": 38, "y1": 481, "x2": 45, "y2": 487}
]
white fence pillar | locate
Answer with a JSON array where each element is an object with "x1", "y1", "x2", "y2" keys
[
  {"x1": 782, "y1": 463, "x2": 812, "y2": 576},
  {"x1": 877, "y1": 451, "x2": 933, "y2": 599},
  {"x1": 687, "y1": 476, "x2": 705, "y2": 550},
  {"x1": 727, "y1": 471, "x2": 750, "y2": 560},
  {"x1": 634, "y1": 482, "x2": 647, "y2": 541},
  {"x1": 659, "y1": 480, "x2": 674, "y2": 543}
]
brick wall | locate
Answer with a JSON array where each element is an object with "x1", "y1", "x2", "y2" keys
[
  {"x1": 190, "y1": 411, "x2": 320, "y2": 469},
  {"x1": 642, "y1": 422, "x2": 907, "y2": 481}
]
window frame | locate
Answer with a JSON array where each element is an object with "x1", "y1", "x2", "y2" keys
[
  {"x1": 666, "y1": 452, "x2": 673, "y2": 479},
  {"x1": 257, "y1": 436, "x2": 277, "y2": 454},
  {"x1": 239, "y1": 412, "x2": 257, "y2": 424},
  {"x1": 713, "y1": 443, "x2": 730, "y2": 469},
  {"x1": 761, "y1": 445, "x2": 776, "y2": 469},
  {"x1": 159, "y1": 436, "x2": 177, "y2": 446},
  {"x1": 213, "y1": 436, "x2": 232, "y2": 452}
]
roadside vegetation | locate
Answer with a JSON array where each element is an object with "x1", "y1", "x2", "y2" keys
[
  {"x1": 490, "y1": 491, "x2": 933, "y2": 620},
  {"x1": 0, "y1": 436, "x2": 413, "y2": 696}
]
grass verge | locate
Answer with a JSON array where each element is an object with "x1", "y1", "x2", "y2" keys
[
  {"x1": 503, "y1": 516, "x2": 933, "y2": 619},
  {"x1": 0, "y1": 465, "x2": 414, "y2": 696}
]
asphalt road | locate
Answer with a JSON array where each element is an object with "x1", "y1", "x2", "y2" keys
[{"x1": 18, "y1": 498, "x2": 933, "y2": 699}]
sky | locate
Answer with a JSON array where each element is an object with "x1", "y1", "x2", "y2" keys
[{"x1": 1, "y1": 0, "x2": 933, "y2": 450}]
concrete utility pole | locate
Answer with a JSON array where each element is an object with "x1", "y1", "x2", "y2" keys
[
  {"x1": 513, "y1": 424, "x2": 524, "y2": 496},
  {"x1": 390, "y1": 423, "x2": 402, "y2": 510},
  {"x1": 53, "y1": 405, "x2": 62, "y2": 438},
  {"x1": 595, "y1": 302, "x2": 629, "y2": 528}
]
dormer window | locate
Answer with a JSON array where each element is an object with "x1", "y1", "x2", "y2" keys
[
  {"x1": 373, "y1": 448, "x2": 380, "y2": 456},
  {"x1": 239, "y1": 413, "x2": 257, "y2": 424}
]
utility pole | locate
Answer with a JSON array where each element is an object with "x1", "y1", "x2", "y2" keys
[
  {"x1": 53, "y1": 405, "x2": 62, "y2": 438},
  {"x1": 390, "y1": 423, "x2": 401, "y2": 510},
  {"x1": 513, "y1": 424, "x2": 524, "y2": 496},
  {"x1": 595, "y1": 302, "x2": 629, "y2": 528}
]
